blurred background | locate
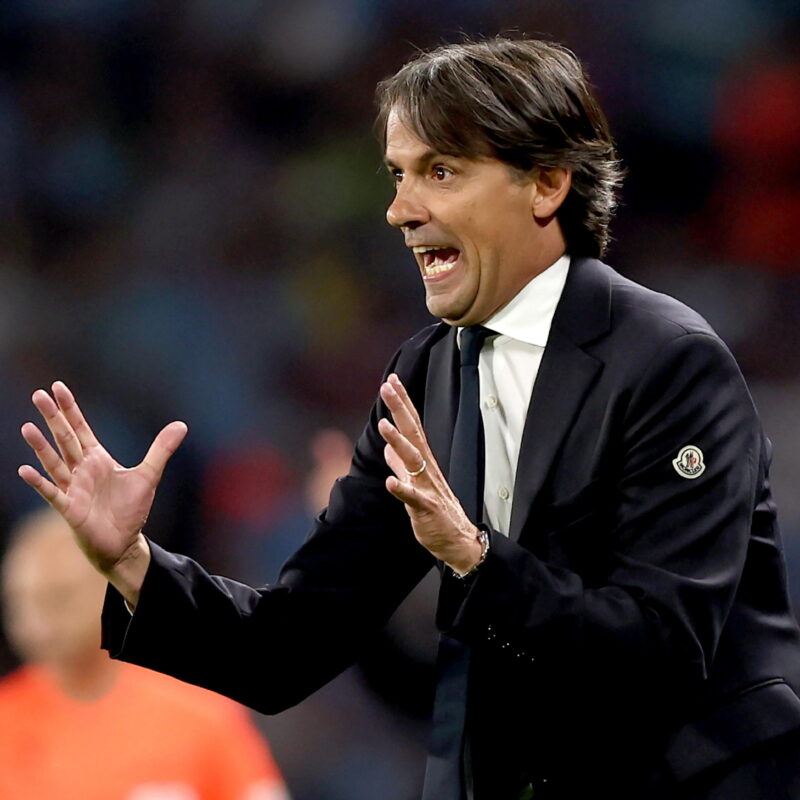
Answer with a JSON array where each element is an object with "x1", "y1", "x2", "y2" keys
[{"x1": 0, "y1": 1, "x2": 798, "y2": 798}]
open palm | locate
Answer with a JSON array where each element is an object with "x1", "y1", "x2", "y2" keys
[{"x1": 19, "y1": 381, "x2": 187, "y2": 575}]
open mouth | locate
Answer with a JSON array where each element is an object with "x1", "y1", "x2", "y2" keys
[{"x1": 412, "y1": 245, "x2": 461, "y2": 280}]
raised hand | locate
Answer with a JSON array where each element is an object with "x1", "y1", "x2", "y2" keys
[
  {"x1": 18, "y1": 381, "x2": 187, "y2": 602},
  {"x1": 377, "y1": 373, "x2": 482, "y2": 575}
]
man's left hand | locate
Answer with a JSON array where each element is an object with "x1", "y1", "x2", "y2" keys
[{"x1": 378, "y1": 373, "x2": 482, "y2": 575}]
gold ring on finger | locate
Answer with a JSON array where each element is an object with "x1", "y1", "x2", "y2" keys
[{"x1": 406, "y1": 459, "x2": 427, "y2": 478}]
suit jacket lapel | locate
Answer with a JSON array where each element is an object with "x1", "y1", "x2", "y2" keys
[
  {"x1": 509, "y1": 257, "x2": 612, "y2": 541},
  {"x1": 424, "y1": 327, "x2": 460, "y2": 479}
]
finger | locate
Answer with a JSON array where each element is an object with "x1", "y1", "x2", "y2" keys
[
  {"x1": 385, "y1": 474, "x2": 427, "y2": 511},
  {"x1": 32, "y1": 389, "x2": 84, "y2": 470},
  {"x1": 380, "y1": 380, "x2": 426, "y2": 447},
  {"x1": 52, "y1": 381, "x2": 100, "y2": 450},
  {"x1": 17, "y1": 465, "x2": 71, "y2": 515},
  {"x1": 21, "y1": 422, "x2": 72, "y2": 490},
  {"x1": 378, "y1": 417, "x2": 426, "y2": 478},
  {"x1": 140, "y1": 421, "x2": 188, "y2": 481},
  {"x1": 383, "y1": 443, "x2": 406, "y2": 480},
  {"x1": 388, "y1": 374, "x2": 424, "y2": 429}
]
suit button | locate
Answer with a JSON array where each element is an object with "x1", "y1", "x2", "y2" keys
[
  {"x1": 485, "y1": 394, "x2": 498, "y2": 408},
  {"x1": 498, "y1": 486, "x2": 510, "y2": 501}
]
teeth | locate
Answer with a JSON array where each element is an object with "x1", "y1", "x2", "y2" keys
[
  {"x1": 410, "y1": 245, "x2": 459, "y2": 278},
  {"x1": 412, "y1": 245, "x2": 449, "y2": 254},
  {"x1": 425, "y1": 262, "x2": 456, "y2": 276}
]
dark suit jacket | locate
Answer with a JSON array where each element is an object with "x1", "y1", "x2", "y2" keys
[{"x1": 102, "y1": 257, "x2": 800, "y2": 798}]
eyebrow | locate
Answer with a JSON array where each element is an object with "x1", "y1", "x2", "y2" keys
[{"x1": 383, "y1": 149, "x2": 440, "y2": 171}]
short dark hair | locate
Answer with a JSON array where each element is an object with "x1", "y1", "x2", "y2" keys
[{"x1": 376, "y1": 37, "x2": 623, "y2": 258}]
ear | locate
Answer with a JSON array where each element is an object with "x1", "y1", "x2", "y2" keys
[{"x1": 531, "y1": 167, "x2": 572, "y2": 219}]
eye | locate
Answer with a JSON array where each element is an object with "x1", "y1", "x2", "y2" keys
[
  {"x1": 432, "y1": 165, "x2": 452, "y2": 181},
  {"x1": 389, "y1": 168, "x2": 404, "y2": 184}
]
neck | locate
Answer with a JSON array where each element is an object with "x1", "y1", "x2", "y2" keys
[
  {"x1": 48, "y1": 649, "x2": 120, "y2": 702},
  {"x1": 483, "y1": 244, "x2": 568, "y2": 326},
  {"x1": 534, "y1": 226, "x2": 567, "y2": 277}
]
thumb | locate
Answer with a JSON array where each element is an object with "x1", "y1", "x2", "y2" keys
[{"x1": 140, "y1": 421, "x2": 188, "y2": 481}]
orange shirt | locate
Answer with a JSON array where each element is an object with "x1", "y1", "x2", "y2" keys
[{"x1": 0, "y1": 662, "x2": 287, "y2": 800}]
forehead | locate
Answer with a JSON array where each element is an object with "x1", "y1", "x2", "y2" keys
[
  {"x1": 384, "y1": 109, "x2": 433, "y2": 163},
  {"x1": 383, "y1": 107, "x2": 504, "y2": 174}
]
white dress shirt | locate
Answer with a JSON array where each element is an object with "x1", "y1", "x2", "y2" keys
[{"x1": 458, "y1": 254, "x2": 570, "y2": 536}]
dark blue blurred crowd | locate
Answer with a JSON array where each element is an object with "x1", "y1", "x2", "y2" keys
[{"x1": 0, "y1": 2, "x2": 798, "y2": 798}]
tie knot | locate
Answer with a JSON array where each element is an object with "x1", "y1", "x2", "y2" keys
[{"x1": 459, "y1": 325, "x2": 493, "y2": 367}]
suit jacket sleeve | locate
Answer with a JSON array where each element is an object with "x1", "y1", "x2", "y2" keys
[
  {"x1": 437, "y1": 331, "x2": 761, "y2": 702},
  {"x1": 101, "y1": 335, "x2": 437, "y2": 715}
]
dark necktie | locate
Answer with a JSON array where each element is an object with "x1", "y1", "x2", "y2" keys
[{"x1": 422, "y1": 325, "x2": 493, "y2": 800}]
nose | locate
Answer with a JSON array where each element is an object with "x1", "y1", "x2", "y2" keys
[{"x1": 386, "y1": 182, "x2": 430, "y2": 229}]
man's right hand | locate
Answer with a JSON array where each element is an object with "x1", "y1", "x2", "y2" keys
[{"x1": 18, "y1": 381, "x2": 187, "y2": 608}]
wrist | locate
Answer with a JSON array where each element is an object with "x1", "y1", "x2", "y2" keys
[
  {"x1": 447, "y1": 527, "x2": 490, "y2": 578},
  {"x1": 105, "y1": 533, "x2": 150, "y2": 610}
]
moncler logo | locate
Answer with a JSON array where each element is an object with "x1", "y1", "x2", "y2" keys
[{"x1": 672, "y1": 445, "x2": 705, "y2": 479}]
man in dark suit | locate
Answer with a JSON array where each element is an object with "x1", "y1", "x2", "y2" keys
[{"x1": 18, "y1": 38, "x2": 800, "y2": 799}]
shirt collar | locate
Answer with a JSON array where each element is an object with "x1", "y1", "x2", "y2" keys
[{"x1": 460, "y1": 254, "x2": 570, "y2": 348}]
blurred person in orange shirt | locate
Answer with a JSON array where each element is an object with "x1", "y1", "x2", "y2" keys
[{"x1": 0, "y1": 508, "x2": 290, "y2": 800}]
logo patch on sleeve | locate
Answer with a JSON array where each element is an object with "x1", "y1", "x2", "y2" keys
[{"x1": 672, "y1": 445, "x2": 705, "y2": 479}]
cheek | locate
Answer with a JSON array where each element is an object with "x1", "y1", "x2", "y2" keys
[{"x1": 465, "y1": 211, "x2": 509, "y2": 259}]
